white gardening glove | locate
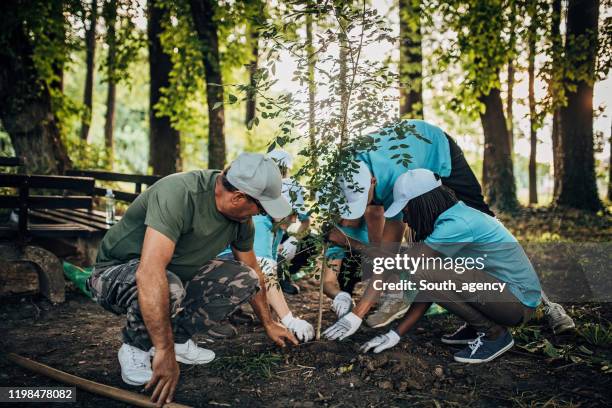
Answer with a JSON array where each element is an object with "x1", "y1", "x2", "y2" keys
[
  {"x1": 279, "y1": 236, "x2": 298, "y2": 261},
  {"x1": 323, "y1": 312, "x2": 362, "y2": 341},
  {"x1": 281, "y1": 313, "x2": 315, "y2": 342},
  {"x1": 360, "y1": 330, "x2": 401, "y2": 353},
  {"x1": 331, "y1": 291, "x2": 354, "y2": 318}
]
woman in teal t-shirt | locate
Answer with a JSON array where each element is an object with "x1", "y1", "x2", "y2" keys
[{"x1": 324, "y1": 169, "x2": 542, "y2": 364}]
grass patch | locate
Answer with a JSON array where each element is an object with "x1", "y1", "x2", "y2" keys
[{"x1": 208, "y1": 351, "x2": 283, "y2": 379}]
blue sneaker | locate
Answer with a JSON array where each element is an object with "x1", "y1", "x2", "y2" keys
[{"x1": 453, "y1": 330, "x2": 514, "y2": 364}]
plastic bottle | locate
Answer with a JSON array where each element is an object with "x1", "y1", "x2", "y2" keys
[{"x1": 105, "y1": 188, "x2": 116, "y2": 225}]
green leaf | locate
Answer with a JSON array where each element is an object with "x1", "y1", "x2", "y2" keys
[
  {"x1": 212, "y1": 101, "x2": 223, "y2": 111},
  {"x1": 228, "y1": 94, "x2": 238, "y2": 103}
]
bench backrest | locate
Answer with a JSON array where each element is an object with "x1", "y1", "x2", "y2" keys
[
  {"x1": 66, "y1": 169, "x2": 161, "y2": 202},
  {"x1": 0, "y1": 173, "x2": 95, "y2": 239},
  {"x1": 0, "y1": 157, "x2": 22, "y2": 167}
]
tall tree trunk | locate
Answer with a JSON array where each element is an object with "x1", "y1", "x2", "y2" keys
[
  {"x1": 49, "y1": 0, "x2": 65, "y2": 96},
  {"x1": 0, "y1": 3, "x2": 71, "y2": 174},
  {"x1": 528, "y1": 7, "x2": 538, "y2": 205},
  {"x1": 148, "y1": 0, "x2": 181, "y2": 176},
  {"x1": 554, "y1": 0, "x2": 601, "y2": 211},
  {"x1": 480, "y1": 87, "x2": 518, "y2": 211},
  {"x1": 190, "y1": 0, "x2": 225, "y2": 169},
  {"x1": 103, "y1": 0, "x2": 117, "y2": 166},
  {"x1": 550, "y1": 0, "x2": 562, "y2": 199},
  {"x1": 399, "y1": 0, "x2": 423, "y2": 119},
  {"x1": 80, "y1": 0, "x2": 97, "y2": 141},
  {"x1": 245, "y1": 21, "x2": 259, "y2": 127}
]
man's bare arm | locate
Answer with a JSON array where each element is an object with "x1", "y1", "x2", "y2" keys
[
  {"x1": 137, "y1": 227, "x2": 179, "y2": 405},
  {"x1": 353, "y1": 244, "x2": 440, "y2": 319},
  {"x1": 137, "y1": 227, "x2": 176, "y2": 351},
  {"x1": 232, "y1": 248, "x2": 298, "y2": 347},
  {"x1": 364, "y1": 206, "x2": 385, "y2": 244}
]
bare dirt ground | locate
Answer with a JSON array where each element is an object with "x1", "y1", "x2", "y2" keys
[
  {"x1": 1, "y1": 281, "x2": 611, "y2": 408},
  {"x1": 2, "y1": 207, "x2": 612, "y2": 407}
]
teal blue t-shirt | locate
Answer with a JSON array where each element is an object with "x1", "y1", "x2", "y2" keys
[
  {"x1": 424, "y1": 202, "x2": 542, "y2": 308},
  {"x1": 218, "y1": 215, "x2": 283, "y2": 261},
  {"x1": 355, "y1": 119, "x2": 452, "y2": 220}
]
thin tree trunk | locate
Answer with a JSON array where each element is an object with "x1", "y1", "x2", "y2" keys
[
  {"x1": 103, "y1": 0, "x2": 117, "y2": 166},
  {"x1": 550, "y1": 0, "x2": 562, "y2": 199},
  {"x1": 480, "y1": 87, "x2": 518, "y2": 211},
  {"x1": 306, "y1": 6, "x2": 316, "y2": 170},
  {"x1": 608, "y1": 120, "x2": 612, "y2": 201},
  {"x1": 507, "y1": 62, "x2": 514, "y2": 153},
  {"x1": 104, "y1": 82, "x2": 115, "y2": 164},
  {"x1": 528, "y1": 7, "x2": 538, "y2": 205},
  {"x1": 245, "y1": 21, "x2": 259, "y2": 127},
  {"x1": 148, "y1": 0, "x2": 181, "y2": 176},
  {"x1": 399, "y1": 0, "x2": 423, "y2": 119},
  {"x1": 555, "y1": 0, "x2": 601, "y2": 211},
  {"x1": 338, "y1": 31, "x2": 349, "y2": 146},
  {"x1": 190, "y1": 0, "x2": 225, "y2": 169},
  {"x1": 80, "y1": 0, "x2": 97, "y2": 141},
  {"x1": 0, "y1": 2, "x2": 71, "y2": 174},
  {"x1": 506, "y1": 0, "x2": 517, "y2": 154}
]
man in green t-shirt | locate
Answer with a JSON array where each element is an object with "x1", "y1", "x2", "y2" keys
[{"x1": 87, "y1": 153, "x2": 297, "y2": 405}]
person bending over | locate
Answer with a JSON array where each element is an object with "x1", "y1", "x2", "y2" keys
[
  {"x1": 324, "y1": 169, "x2": 542, "y2": 364},
  {"x1": 324, "y1": 119, "x2": 573, "y2": 333}
]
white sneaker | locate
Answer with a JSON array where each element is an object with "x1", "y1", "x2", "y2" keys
[
  {"x1": 545, "y1": 302, "x2": 575, "y2": 334},
  {"x1": 365, "y1": 296, "x2": 409, "y2": 328},
  {"x1": 118, "y1": 344, "x2": 152, "y2": 386},
  {"x1": 151, "y1": 339, "x2": 215, "y2": 365}
]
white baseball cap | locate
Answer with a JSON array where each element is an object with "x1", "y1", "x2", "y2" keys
[
  {"x1": 226, "y1": 153, "x2": 292, "y2": 219},
  {"x1": 338, "y1": 161, "x2": 372, "y2": 220},
  {"x1": 267, "y1": 149, "x2": 293, "y2": 170},
  {"x1": 384, "y1": 169, "x2": 442, "y2": 218}
]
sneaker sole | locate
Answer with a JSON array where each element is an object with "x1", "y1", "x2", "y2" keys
[
  {"x1": 453, "y1": 339, "x2": 515, "y2": 364},
  {"x1": 441, "y1": 337, "x2": 473, "y2": 345},
  {"x1": 175, "y1": 354, "x2": 215, "y2": 365},
  {"x1": 121, "y1": 372, "x2": 150, "y2": 386},
  {"x1": 151, "y1": 349, "x2": 216, "y2": 365},
  {"x1": 367, "y1": 305, "x2": 410, "y2": 328}
]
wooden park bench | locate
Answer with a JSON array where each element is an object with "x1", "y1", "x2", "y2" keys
[
  {"x1": 0, "y1": 173, "x2": 100, "y2": 240},
  {"x1": 0, "y1": 167, "x2": 161, "y2": 241},
  {"x1": 0, "y1": 170, "x2": 98, "y2": 304},
  {"x1": 0, "y1": 159, "x2": 161, "y2": 303}
]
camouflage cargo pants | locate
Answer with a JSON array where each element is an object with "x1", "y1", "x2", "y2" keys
[{"x1": 87, "y1": 258, "x2": 260, "y2": 351}]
